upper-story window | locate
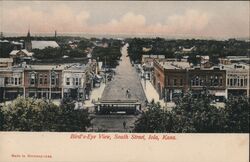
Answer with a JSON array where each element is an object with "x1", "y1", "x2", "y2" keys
[
  {"x1": 51, "y1": 75, "x2": 56, "y2": 85},
  {"x1": 14, "y1": 78, "x2": 18, "y2": 85},
  {"x1": 44, "y1": 75, "x2": 48, "y2": 84},
  {"x1": 174, "y1": 79, "x2": 177, "y2": 86},
  {"x1": 39, "y1": 74, "x2": 43, "y2": 85},
  {"x1": 75, "y1": 78, "x2": 79, "y2": 86},
  {"x1": 30, "y1": 73, "x2": 36, "y2": 85},
  {"x1": 180, "y1": 79, "x2": 183, "y2": 86},
  {"x1": 167, "y1": 78, "x2": 170, "y2": 86},
  {"x1": 66, "y1": 78, "x2": 70, "y2": 85}
]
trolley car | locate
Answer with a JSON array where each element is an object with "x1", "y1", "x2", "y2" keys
[{"x1": 94, "y1": 99, "x2": 141, "y2": 115}]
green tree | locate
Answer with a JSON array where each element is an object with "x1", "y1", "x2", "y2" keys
[
  {"x1": 1, "y1": 97, "x2": 91, "y2": 132},
  {"x1": 224, "y1": 96, "x2": 249, "y2": 133},
  {"x1": 134, "y1": 102, "x2": 172, "y2": 133},
  {"x1": 2, "y1": 97, "x2": 54, "y2": 131},
  {"x1": 55, "y1": 99, "x2": 91, "y2": 132},
  {"x1": 171, "y1": 93, "x2": 226, "y2": 133},
  {"x1": 0, "y1": 106, "x2": 4, "y2": 130}
]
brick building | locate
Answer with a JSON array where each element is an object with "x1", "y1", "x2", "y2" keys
[
  {"x1": 23, "y1": 65, "x2": 63, "y2": 99},
  {"x1": 153, "y1": 59, "x2": 227, "y2": 102}
]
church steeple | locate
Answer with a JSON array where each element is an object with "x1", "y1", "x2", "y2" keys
[
  {"x1": 55, "y1": 30, "x2": 57, "y2": 39},
  {"x1": 25, "y1": 29, "x2": 32, "y2": 51},
  {"x1": 27, "y1": 29, "x2": 31, "y2": 39}
]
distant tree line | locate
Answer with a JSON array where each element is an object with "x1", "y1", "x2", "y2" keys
[
  {"x1": 134, "y1": 93, "x2": 249, "y2": 133},
  {"x1": 126, "y1": 38, "x2": 249, "y2": 64},
  {"x1": 0, "y1": 97, "x2": 91, "y2": 131},
  {"x1": 92, "y1": 46, "x2": 122, "y2": 68}
]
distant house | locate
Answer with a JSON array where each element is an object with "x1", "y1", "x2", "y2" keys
[
  {"x1": 179, "y1": 46, "x2": 196, "y2": 53},
  {"x1": 31, "y1": 41, "x2": 59, "y2": 50},
  {"x1": 0, "y1": 58, "x2": 13, "y2": 68},
  {"x1": 9, "y1": 49, "x2": 34, "y2": 64},
  {"x1": 10, "y1": 49, "x2": 33, "y2": 57}
]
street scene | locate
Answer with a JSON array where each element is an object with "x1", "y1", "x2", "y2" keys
[
  {"x1": 0, "y1": 1, "x2": 249, "y2": 133},
  {"x1": 91, "y1": 44, "x2": 146, "y2": 131}
]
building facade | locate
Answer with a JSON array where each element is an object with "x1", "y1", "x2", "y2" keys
[
  {"x1": 223, "y1": 63, "x2": 249, "y2": 97},
  {"x1": 23, "y1": 65, "x2": 63, "y2": 99},
  {"x1": 153, "y1": 59, "x2": 228, "y2": 102},
  {"x1": 62, "y1": 64, "x2": 87, "y2": 101},
  {"x1": 0, "y1": 66, "x2": 24, "y2": 101}
]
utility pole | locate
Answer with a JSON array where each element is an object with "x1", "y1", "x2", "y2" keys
[
  {"x1": 0, "y1": 32, "x2": 3, "y2": 39},
  {"x1": 49, "y1": 69, "x2": 52, "y2": 101},
  {"x1": 104, "y1": 56, "x2": 107, "y2": 84}
]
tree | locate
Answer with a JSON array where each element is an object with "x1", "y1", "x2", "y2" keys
[
  {"x1": 1, "y1": 97, "x2": 91, "y2": 132},
  {"x1": 134, "y1": 102, "x2": 172, "y2": 133},
  {"x1": 55, "y1": 99, "x2": 91, "y2": 132},
  {"x1": 2, "y1": 97, "x2": 58, "y2": 131},
  {"x1": 171, "y1": 92, "x2": 226, "y2": 133},
  {"x1": 134, "y1": 92, "x2": 227, "y2": 133},
  {"x1": 224, "y1": 96, "x2": 249, "y2": 133},
  {"x1": 0, "y1": 106, "x2": 4, "y2": 130}
]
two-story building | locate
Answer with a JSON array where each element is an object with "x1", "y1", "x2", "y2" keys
[
  {"x1": 23, "y1": 65, "x2": 63, "y2": 99},
  {"x1": 188, "y1": 66, "x2": 227, "y2": 101},
  {"x1": 0, "y1": 66, "x2": 24, "y2": 101},
  {"x1": 62, "y1": 64, "x2": 88, "y2": 101},
  {"x1": 221, "y1": 63, "x2": 249, "y2": 98},
  {"x1": 153, "y1": 59, "x2": 227, "y2": 102}
]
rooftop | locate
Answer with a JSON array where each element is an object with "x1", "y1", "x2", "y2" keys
[
  {"x1": 0, "y1": 58, "x2": 13, "y2": 62},
  {"x1": 9, "y1": 49, "x2": 33, "y2": 56},
  {"x1": 31, "y1": 41, "x2": 59, "y2": 49},
  {"x1": 159, "y1": 61, "x2": 191, "y2": 70},
  {"x1": 219, "y1": 63, "x2": 249, "y2": 70}
]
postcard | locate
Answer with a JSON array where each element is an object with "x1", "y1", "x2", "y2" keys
[{"x1": 0, "y1": 1, "x2": 249, "y2": 162}]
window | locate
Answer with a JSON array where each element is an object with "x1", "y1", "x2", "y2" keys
[
  {"x1": 5, "y1": 77, "x2": 9, "y2": 85},
  {"x1": 73, "y1": 78, "x2": 75, "y2": 85},
  {"x1": 167, "y1": 78, "x2": 170, "y2": 86},
  {"x1": 195, "y1": 76, "x2": 199, "y2": 86},
  {"x1": 51, "y1": 75, "x2": 55, "y2": 85},
  {"x1": 174, "y1": 79, "x2": 177, "y2": 86},
  {"x1": 240, "y1": 79, "x2": 244, "y2": 87},
  {"x1": 244, "y1": 78, "x2": 247, "y2": 86},
  {"x1": 66, "y1": 78, "x2": 70, "y2": 85},
  {"x1": 75, "y1": 78, "x2": 79, "y2": 86},
  {"x1": 230, "y1": 79, "x2": 233, "y2": 86},
  {"x1": 39, "y1": 74, "x2": 43, "y2": 84},
  {"x1": 180, "y1": 79, "x2": 183, "y2": 86},
  {"x1": 30, "y1": 74, "x2": 35, "y2": 85},
  {"x1": 44, "y1": 75, "x2": 47, "y2": 84},
  {"x1": 18, "y1": 78, "x2": 21, "y2": 85},
  {"x1": 14, "y1": 78, "x2": 17, "y2": 85}
]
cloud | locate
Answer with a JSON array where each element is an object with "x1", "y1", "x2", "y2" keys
[
  {"x1": 1, "y1": 5, "x2": 90, "y2": 33},
  {"x1": 91, "y1": 12, "x2": 146, "y2": 34},
  {"x1": 2, "y1": 4, "x2": 247, "y2": 38},
  {"x1": 89, "y1": 10, "x2": 210, "y2": 36},
  {"x1": 166, "y1": 9, "x2": 210, "y2": 33}
]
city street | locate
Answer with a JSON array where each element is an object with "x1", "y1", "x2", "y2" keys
[{"x1": 91, "y1": 44, "x2": 146, "y2": 132}]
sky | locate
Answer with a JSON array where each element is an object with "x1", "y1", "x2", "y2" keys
[{"x1": 0, "y1": 1, "x2": 249, "y2": 38}]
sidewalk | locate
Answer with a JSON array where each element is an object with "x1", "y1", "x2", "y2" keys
[
  {"x1": 140, "y1": 79, "x2": 165, "y2": 107},
  {"x1": 140, "y1": 79, "x2": 176, "y2": 109},
  {"x1": 84, "y1": 83, "x2": 106, "y2": 108}
]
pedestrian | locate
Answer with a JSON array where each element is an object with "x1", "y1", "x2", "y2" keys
[{"x1": 123, "y1": 121, "x2": 126, "y2": 129}]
